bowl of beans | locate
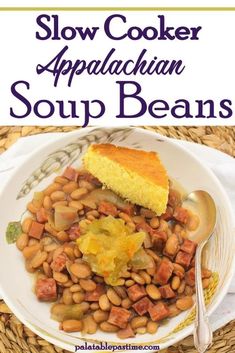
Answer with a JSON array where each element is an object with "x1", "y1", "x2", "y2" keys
[{"x1": 0, "y1": 127, "x2": 234, "y2": 352}]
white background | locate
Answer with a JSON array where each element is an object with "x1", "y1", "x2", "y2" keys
[
  {"x1": 1, "y1": 1, "x2": 235, "y2": 8},
  {"x1": 1, "y1": 10, "x2": 235, "y2": 126}
]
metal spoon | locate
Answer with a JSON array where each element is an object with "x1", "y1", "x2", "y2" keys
[{"x1": 182, "y1": 190, "x2": 217, "y2": 353}]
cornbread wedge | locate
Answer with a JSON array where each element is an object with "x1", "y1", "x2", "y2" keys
[{"x1": 83, "y1": 144, "x2": 169, "y2": 215}]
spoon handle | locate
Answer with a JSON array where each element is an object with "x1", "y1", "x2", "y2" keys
[{"x1": 194, "y1": 242, "x2": 213, "y2": 353}]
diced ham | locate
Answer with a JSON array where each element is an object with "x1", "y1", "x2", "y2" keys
[
  {"x1": 161, "y1": 207, "x2": 173, "y2": 221},
  {"x1": 185, "y1": 267, "x2": 196, "y2": 286},
  {"x1": 175, "y1": 251, "x2": 192, "y2": 268},
  {"x1": 148, "y1": 302, "x2": 170, "y2": 322},
  {"x1": 63, "y1": 167, "x2": 78, "y2": 181},
  {"x1": 122, "y1": 204, "x2": 135, "y2": 216},
  {"x1": 29, "y1": 221, "x2": 44, "y2": 239},
  {"x1": 168, "y1": 189, "x2": 181, "y2": 208},
  {"x1": 159, "y1": 284, "x2": 176, "y2": 299},
  {"x1": 173, "y1": 207, "x2": 189, "y2": 224},
  {"x1": 85, "y1": 284, "x2": 106, "y2": 301},
  {"x1": 151, "y1": 231, "x2": 168, "y2": 252},
  {"x1": 51, "y1": 253, "x2": 67, "y2": 272},
  {"x1": 98, "y1": 201, "x2": 118, "y2": 217},
  {"x1": 36, "y1": 208, "x2": 48, "y2": 223},
  {"x1": 132, "y1": 297, "x2": 153, "y2": 315},
  {"x1": 35, "y1": 278, "x2": 57, "y2": 301},
  {"x1": 191, "y1": 257, "x2": 195, "y2": 267},
  {"x1": 154, "y1": 260, "x2": 174, "y2": 285},
  {"x1": 181, "y1": 239, "x2": 197, "y2": 255},
  {"x1": 68, "y1": 224, "x2": 81, "y2": 240},
  {"x1": 108, "y1": 306, "x2": 131, "y2": 329},
  {"x1": 117, "y1": 324, "x2": 135, "y2": 339},
  {"x1": 79, "y1": 172, "x2": 102, "y2": 186},
  {"x1": 127, "y1": 284, "x2": 146, "y2": 302},
  {"x1": 173, "y1": 263, "x2": 185, "y2": 279},
  {"x1": 136, "y1": 222, "x2": 153, "y2": 235}
]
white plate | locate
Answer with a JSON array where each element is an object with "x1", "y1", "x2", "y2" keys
[{"x1": 0, "y1": 127, "x2": 234, "y2": 352}]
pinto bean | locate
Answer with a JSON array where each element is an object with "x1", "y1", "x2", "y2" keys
[
  {"x1": 125, "y1": 280, "x2": 135, "y2": 287},
  {"x1": 57, "y1": 231, "x2": 70, "y2": 242},
  {"x1": 45, "y1": 223, "x2": 58, "y2": 238},
  {"x1": 149, "y1": 217, "x2": 159, "y2": 229},
  {"x1": 44, "y1": 243, "x2": 59, "y2": 252},
  {"x1": 131, "y1": 316, "x2": 148, "y2": 329},
  {"x1": 50, "y1": 191, "x2": 66, "y2": 202},
  {"x1": 64, "y1": 246, "x2": 75, "y2": 261},
  {"x1": 147, "y1": 321, "x2": 159, "y2": 334},
  {"x1": 119, "y1": 212, "x2": 132, "y2": 223},
  {"x1": 171, "y1": 276, "x2": 181, "y2": 290},
  {"x1": 173, "y1": 263, "x2": 185, "y2": 279},
  {"x1": 114, "y1": 286, "x2": 127, "y2": 299},
  {"x1": 31, "y1": 251, "x2": 48, "y2": 268},
  {"x1": 120, "y1": 270, "x2": 131, "y2": 278},
  {"x1": 74, "y1": 247, "x2": 82, "y2": 258},
  {"x1": 176, "y1": 296, "x2": 194, "y2": 311},
  {"x1": 145, "y1": 249, "x2": 161, "y2": 263},
  {"x1": 27, "y1": 202, "x2": 39, "y2": 214},
  {"x1": 22, "y1": 218, "x2": 33, "y2": 234},
  {"x1": 71, "y1": 188, "x2": 88, "y2": 200},
  {"x1": 121, "y1": 298, "x2": 132, "y2": 309},
  {"x1": 70, "y1": 284, "x2": 82, "y2": 293},
  {"x1": 62, "y1": 288, "x2": 73, "y2": 305},
  {"x1": 80, "y1": 279, "x2": 96, "y2": 292},
  {"x1": 82, "y1": 315, "x2": 98, "y2": 334},
  {"x1": 16, "y1": 233, "x2": 29, "y2": 250},
  {"x1": 135, "y1": 327, "x2": 147, "y2": 334},
  {"x1": 54, "y1": 176, "x2": 68, "y2": 185},
  {"x1": 132, "y1": 216, "x2": 145, "y2": 224},
  {"x1": 23, "y1": 243, "x2": 41, "y2": 259},
  {"x1": 73, "y1": 292, "x2": 85, "y2": 304},
  {"x1": 168, "y1": 304, "x2": 181, "y2": 317},
  {"x1": 90, "y1": 303, "x2": 100, "y2": 311},
  {"x1": 43, "y1": 196, "x2": 52, "y2": 210},
  {"x1": 25, "y1": 260, "x2": 36, "y2": 273},
  {"x1": 79, "y1": 180, "x2": 95, "y2": 190},
  {"x1": 202, "y1": 268, "x2": 212, "y2": 279},
  {"x1": 43, "y1": 262, "x2": 52, "y2": 277},
  {"x1": 202, "y1": 278, "x2": 211, "y2": 289},
  {"x1": 64, "y1": 280, "x2": 74, "y2": 288},
  {"x1": 107, "y1": 288, "x2": 122, "y2": 306},
  {"x1": 158, "y1": 219, "x2": 168, "y2": 231},
  {"x1": 177, "y1": 280, "x2": 186, "y2": 294},
  {"x1": 52, "y1": 201, "x2": 68, "y2": 208},
  {"x1": 164, "y1": 234, "x2": 179, "y2": 256},
  {"x1": 62, "y1": 320, "x2": 83, "y2": 332},
  {"x1": 53, "y1": 272, "x2": 69, "y2": 284},
  {"x1": 70, "y1": 263, "x2": 91, "y2": 279},
  {"x1": 146, "y1": 262, "x2": 157, "y2": 276},
  {"x1": 62, "y1": 181, "x2": 79, "y2": 194},
  {"x1": 100, "y1": 322, "x2": 119, "y2": 333},
  {"x1": 146, "y1": 284, "x2": 161, "y2": 300},
  {"x1": 139, "y1": 271, "x2": 151, "y2": 284},
  {"x1": 185, "y1": 285, "x2": 194, "y2": 295},
  {"x1": 99, "y1": 294, "x2": 111, "y2": 311},
  {"x1": 69, "y1": 201, "x2": 84, "y2": 211},
  {"x1": 187, "y1": 214, "x2": 200, "y2": 231},
  {"x1": 131, "y1": 273, "x2": 145, "y2": 285},
  {"x1": 93, "y1": 310, "x2": 109, "y2": 323},
  {"x1": 44, "y1": 183, "x2": 62, "y2": 196}
]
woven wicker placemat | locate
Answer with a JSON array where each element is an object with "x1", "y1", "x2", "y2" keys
[{"x1": 0, "y1": 126, "x2": 234, "y2": 353}]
